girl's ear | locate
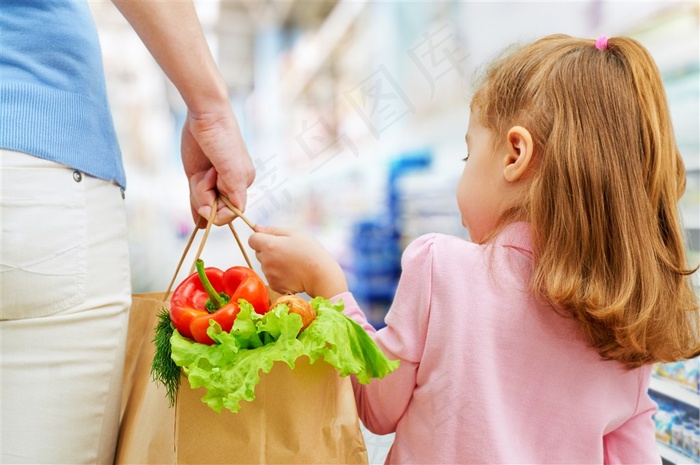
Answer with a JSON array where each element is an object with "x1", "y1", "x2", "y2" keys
[{"x1": 503, "y1": 126, "x2": 534, "y2": 183}]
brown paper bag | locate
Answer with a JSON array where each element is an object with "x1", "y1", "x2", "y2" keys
[{"x1": 115, "y1": 292, "x2": 369, "y2": 464}]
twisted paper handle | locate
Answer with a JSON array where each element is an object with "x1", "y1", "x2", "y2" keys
[{"x1": 163, "y1": 197, "x2": 256, "y2": 299}]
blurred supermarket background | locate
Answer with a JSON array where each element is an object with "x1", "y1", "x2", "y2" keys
[{"x1": 90, "y1": 1, "x2": 698, "y2": 463}]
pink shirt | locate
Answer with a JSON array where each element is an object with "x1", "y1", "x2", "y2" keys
[{"x1": 336, "y1": 222, "x2": 660, "y2": 464}]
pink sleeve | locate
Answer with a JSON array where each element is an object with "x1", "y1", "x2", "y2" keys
[
  {"x1": 603, "y1": 367, "x2": 661, "y2": 464},
  {"x1": 332, "y1": 234, "x2": 435, "y2": 435}
]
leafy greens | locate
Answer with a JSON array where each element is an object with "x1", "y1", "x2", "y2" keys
[{"x1": 165, "y1": 297, "x2": 399, "y2": 413}]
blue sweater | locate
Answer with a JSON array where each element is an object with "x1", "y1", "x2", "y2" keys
[{"x1": 0, "y1": 0, "x2": 126, "y2": 188}]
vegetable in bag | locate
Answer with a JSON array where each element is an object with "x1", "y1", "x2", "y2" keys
[{"x1": 152, "y1": 260, "x2": 399, "y2": 413}]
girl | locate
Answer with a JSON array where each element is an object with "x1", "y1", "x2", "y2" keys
[{"x1": 248, "y1": 34, "x2": 699, "y2": 463}]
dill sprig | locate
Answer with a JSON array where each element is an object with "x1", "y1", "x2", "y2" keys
[{"x1": 150, "y1": 307, "x2": 180, "y2": 407}]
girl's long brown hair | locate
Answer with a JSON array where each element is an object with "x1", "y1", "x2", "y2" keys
[{"x1": 472, "y1": 34, "x2": 699, "y2": 368}]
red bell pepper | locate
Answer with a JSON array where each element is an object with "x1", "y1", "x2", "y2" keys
[{"x1": 170, "y1": 259, "x2": 270, "y2": 345}]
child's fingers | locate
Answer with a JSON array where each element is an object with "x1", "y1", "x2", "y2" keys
[
  {"x1": 252, "y1": 225, "x2": 293, "y2": 236},
  {"x1": 248, "y1": 226, "x2": 290, "y2": 254},
  {"x1": 247, "y1": 232, "x2": 266, "y2": 253}
]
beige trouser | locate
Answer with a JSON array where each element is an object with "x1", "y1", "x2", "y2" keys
[{"x1": 1, "y1": 149, "x2": 131, "y2": 464}]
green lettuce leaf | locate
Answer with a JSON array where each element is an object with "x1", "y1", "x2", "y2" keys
[{"x1": 169, "y1": 297, "x2": 399, "y2": 413}]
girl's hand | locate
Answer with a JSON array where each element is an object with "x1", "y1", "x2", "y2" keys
[{"x1": 248, "y1": 226, "x2": 348, "y2": 299}]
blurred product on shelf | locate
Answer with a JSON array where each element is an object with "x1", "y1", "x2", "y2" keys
[
  {"x1": 348, "y1": 219, "x2": 401, "y2": 328},
  {"x1": 654, "y1": 359, "x2": 700, "y2": 393},
  {"x1": 347, "y1": 150, "x2": 432, "y2": 328},
  {"x1": 650, "y1": 390, "x2": 700, "y2": 461}
]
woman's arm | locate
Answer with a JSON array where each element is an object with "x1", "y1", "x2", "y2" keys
[{"x1": 112, "y1": 0, "x2": 255, "y2": 224}]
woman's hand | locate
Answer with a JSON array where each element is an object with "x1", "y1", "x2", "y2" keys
[
  {"x1": 248, "y1": 226, "x2": 348, "y2": 299},
  {"x1": 182, "y1": 108, "x2": 255, "y2": 225},
  {"x1": 112, "y1": 0, "x2": 255, "y2": 226}
]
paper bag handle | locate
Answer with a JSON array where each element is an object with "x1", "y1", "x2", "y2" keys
[{"x1": 163, "y1": 196, "x2": 256, "y2": 300}]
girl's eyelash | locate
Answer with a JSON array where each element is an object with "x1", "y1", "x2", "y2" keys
[{"x1": 462, "y1": 154, "x2": 470, "y2": 162}]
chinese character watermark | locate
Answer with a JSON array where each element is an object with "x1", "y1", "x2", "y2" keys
[
  {"x1": 407, "y1": 371, "x2": 470, "y2": 448},
  {"x1": 247, "y1": 153, "x2": 292, "y2": 222},
  {"x1": 344, "y1": 65, "x2": 415, "y2": 139},
  {"x1": 295, "y1": 116, "x2": 359, "y2": 173},
  {"x1": 407, "y1": 22, "x2": 468, "y2": 97}
]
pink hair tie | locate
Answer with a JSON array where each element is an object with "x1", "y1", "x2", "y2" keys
[{"x1": 595, "y1": 35, "x2": 608, "y2": 51}]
